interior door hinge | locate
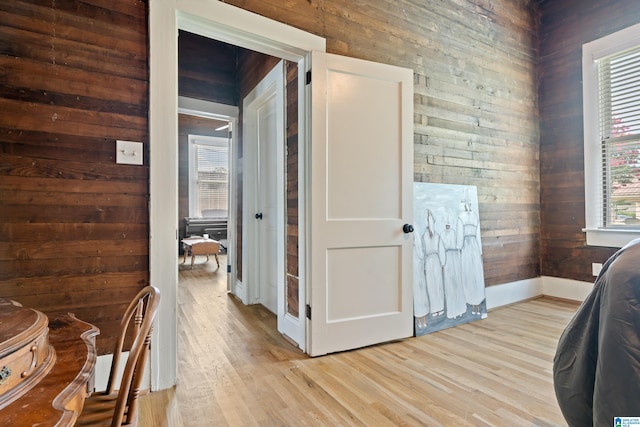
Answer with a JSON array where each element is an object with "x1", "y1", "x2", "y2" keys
[
  {"x1": 306, "y1": 70, "x2": 311, "y2": 85},
  {"x1": 306, "y1": 304, "x2": 311, "y2": 320}
]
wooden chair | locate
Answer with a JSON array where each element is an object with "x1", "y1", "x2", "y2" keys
[{"x1": 76, "y1": 286, "x2": 160, "y2": 427}]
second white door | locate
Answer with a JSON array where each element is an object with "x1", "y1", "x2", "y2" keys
[
  {"x1": 243, "y1": 62, "x2": 285, "y2": 316},
  {"x1": 257, "y1": 90, "x2": 278, "y2": 313}
]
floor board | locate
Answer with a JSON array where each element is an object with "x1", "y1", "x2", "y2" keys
[{"x1": 139, "y1": 255, "x2": 575, "y2": 426}]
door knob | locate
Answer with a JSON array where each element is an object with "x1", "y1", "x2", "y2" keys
[
  {"x1": 255, "y1": 213, "x2": 263, "y2": 220},
  {"x1": 403, "y1": 224, "x2": 414, "y2": 233}
]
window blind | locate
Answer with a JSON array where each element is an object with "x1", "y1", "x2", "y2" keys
[
  {"x1": 195, "y1": 143, "x2": 229, "y2": 217},
  {"x1": 597, "y1": 45, "x2": 640, "y2": 227}
]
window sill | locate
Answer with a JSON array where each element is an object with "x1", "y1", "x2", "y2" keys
[{"x1": 583, "y1": 228, "x2": 640, "y2": 248}]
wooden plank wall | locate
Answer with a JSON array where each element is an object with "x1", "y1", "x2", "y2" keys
[
  {"x1": 1, "y1": 0, "x2": 577, "y2": 358},
  {"x1": 229, "y1": 0, "x2": 541, "y2": 285},
  {"x1": 538, "y1": 0, "x2": 640, "y2": 282},
  {"x1": 0, "y1": 0, "x2": 148, "y2": 354},
  {"x1": 178, "y1": 31, "x2": 238, "y2": 105}
]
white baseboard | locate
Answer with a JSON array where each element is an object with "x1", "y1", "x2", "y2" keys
[
  {"x1": 234, "y1": 279, "x2": 247, "y2": 304},
  {"x1": 485, "y1": 277, "x2": 542, "y2": 310},
  {"x1": 541, "y1": 275, "x2": 594, "y2": 302},
  {"x1": 94, "y1": 352, "x2": 150, "y2": 393},
  {"x1": 94, "y1": 353, "x2": 119, "y2": 392},
  {"x1": 486, "y1": 275, "x2": 595, "y2": 311}
]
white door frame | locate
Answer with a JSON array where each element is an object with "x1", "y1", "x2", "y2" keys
[{"x1": 149, "y1": 0, "x2": 325, "y2": 390}]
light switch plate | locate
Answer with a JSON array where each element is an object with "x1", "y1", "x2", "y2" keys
[{"x1": 116, "y1": 140, "x2": 143, "y2": 165}]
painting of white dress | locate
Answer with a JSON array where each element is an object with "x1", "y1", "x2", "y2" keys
[{"x1": 413, "y1": 182, "x2": 487, "y2": 336}]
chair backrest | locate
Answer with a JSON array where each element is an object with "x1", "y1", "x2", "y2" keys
[{"x1": 106, "y1": 286, "x2": 160, "y2": 427}]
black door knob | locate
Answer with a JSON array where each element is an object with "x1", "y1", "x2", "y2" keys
[
  {"x1": 255, "y1": 213, "x2": 263, "y2": 220},
  {"x1": 403, "y1": 224, "x2": 414, "y2": 233}
]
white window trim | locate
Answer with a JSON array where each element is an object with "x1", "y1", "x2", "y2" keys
[
  {"x1": 582, "y1": 23, "x2": 640, "y2": 247},
  {"x1": 188, "y1": 134, "x2": 229, "y2": 218}
]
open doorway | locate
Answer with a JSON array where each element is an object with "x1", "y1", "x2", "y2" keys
[
  {"x1": 176, "y1": 30, "x2": 302, "y2": 348},
  {"x1": 177, "y1": 109, "x2": 234, "y2": 272},
  {"x1": 149, "y1": 1, "x2": 326, "y2": 390},
  {"x1": 185, "y1": 132, "x2": 231, "y2": 251}
]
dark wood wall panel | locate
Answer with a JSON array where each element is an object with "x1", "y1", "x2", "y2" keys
[
  {"x1": 7, "y1": 0, "x2": 630, "y2": 362},
  {"x1": 538, "y1": 0, "x2": 640, "y2": 282},
  {"x1": 229, "y1": 0, "x2": 541, "y2": 287},
  {"x1": 178, "y1": 31, "x2": 238, "y2": 105},
  {"x1": 0, "y1": 0, "x2": 148, "y2": 354}
]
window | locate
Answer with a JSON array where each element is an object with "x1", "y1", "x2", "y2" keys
[
  {"x1": 189, "y1": 135, "x2": 229, "y2": 218},
  {"x1": 583, "y1": 23, "x2": 640, "y2": 247}
]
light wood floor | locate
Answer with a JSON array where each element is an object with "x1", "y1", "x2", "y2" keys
[{"x1": 139, "y1": 255, "x2": 577, "y2": 426}]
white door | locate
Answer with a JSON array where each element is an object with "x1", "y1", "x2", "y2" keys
[
  {"x1": 243, "y1": 62, "x2": 285, "y2": 317},
  {"x1": 257, "y1": 91, "x2": 278, "y2": 313},
  {"x1": 308, "y1": 52, "x2": 414, "y2": 356}
]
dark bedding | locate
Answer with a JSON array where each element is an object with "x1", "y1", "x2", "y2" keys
[{"x1": 553, "y1": 238, "x2": 640, "y2": 426}]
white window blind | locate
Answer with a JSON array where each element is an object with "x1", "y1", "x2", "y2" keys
[
  {"x1": 597, "y1": 45, "x2": 640, "y2": 228},
  {"x1": 194, "y1": 142, "x2": 228, "y2": 218}
]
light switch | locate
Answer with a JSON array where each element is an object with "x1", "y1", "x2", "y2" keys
[{"x1": 116, "y1": 140, "x2": 143, "y2": 165}]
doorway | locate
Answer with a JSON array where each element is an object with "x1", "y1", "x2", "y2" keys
[
  {"x1": 177, "y1": 104, "x2": 236, "y2": 288},
  {"x1": 149, "y1": 0, "x2": 376, "y2": 390},
  {"x1": 148, "y1": 3, "x2": 323, "y2": 390},
  {"x1": 176, "y1": 35, "x2": 287, "y2": 313}
]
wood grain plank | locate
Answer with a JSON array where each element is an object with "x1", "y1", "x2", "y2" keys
[
  {"x1": 139, "y1": 260, "x2": 573, "y2": 426},
  {"x1": 1, "y1": 0, "x2": 148, "y2": 357}
]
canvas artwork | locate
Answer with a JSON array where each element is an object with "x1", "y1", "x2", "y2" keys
[{"x1": 413, "y1": 182, "x2": 487, "y2": 336}]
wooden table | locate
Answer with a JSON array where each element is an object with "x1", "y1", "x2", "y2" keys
[
  {"x1": 0, "y1": 300, "x2": 99, "y2": 426},
  {"x1": 181, "y1": 237, "x2": 220, "y2": 269}
]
